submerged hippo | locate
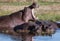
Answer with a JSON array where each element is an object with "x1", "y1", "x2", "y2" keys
[
  {"x1": 13, "y1": 20, "x2": 59, "y2": 36},
  {"x1": 0, "y1": 2, "x2": 39, "y2": 33},
  {"x1": 13, "y1": 20, "x2": 60, "y2": 41},
  {"x1": 39, "y1": 20, "x2": 58, "y2": 36},
  {"x1": 13, "y1": 20, "x2": 58, "y2": 41},
  {"x1": 14, "y1": 20, "x2": 42, "y2": 35},
  {"x1": 13, "y1": 20, "x2": 42, "y2": 41}
]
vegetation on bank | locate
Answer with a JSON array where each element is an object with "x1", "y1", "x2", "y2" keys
[
  {"x1": 0, "y1": 10, "x2": 60, "y2": 21},
  {"x1": 36, "y1": 13, "x2": 60, "y2": 21},
  {"x1": 0, "y1": 2, "x2": 31, "y2": 6},
  {"x1": 0, "y1": 1, "x2": 60, "y2": 6},
  {"x1": 0, "y1": 1, "x2": 60, "y2": 21}
]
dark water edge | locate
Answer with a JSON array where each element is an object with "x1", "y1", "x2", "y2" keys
[{"x1": 0, "y1": 29, "x2": 60, "y2": 41}]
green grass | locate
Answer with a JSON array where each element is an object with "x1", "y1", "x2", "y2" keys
[
  {"x1": 0, "y1": 1, "x2": 60, "y2": 21},
  {"x1": 36, "y1": 13, "x2": 60, "y2": 21},
  {"x1": 0, "y1": 1, "x2": 60, "y2": 6},
  {"x1": 0, "y1": 10, "x2": 60, "y2": 21},
  {"x1": 0, "y1": 10, "x2": 11, "y2": 16},
  {"x1": 38, "y1": 2, "x2": 60, "y2": 5},
  {"x1": 38, "y1": 0, "x2": 60, "y2": 5},
  {"x1": 0, "y1": 2, "x2": 32, "y2": 6}
]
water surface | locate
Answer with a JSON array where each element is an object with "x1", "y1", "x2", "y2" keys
[
  {"x1": 33, "y1": 29, "x2": 60, "y2": 41},
  {"x1": 0, "y1": 29, "x2": 60, "y2": 41}
]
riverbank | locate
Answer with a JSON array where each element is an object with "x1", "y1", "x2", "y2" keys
[{"x1": 0, "y1": 1, "x2": 60, "y2": 21}]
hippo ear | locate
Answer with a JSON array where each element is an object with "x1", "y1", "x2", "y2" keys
[{"x1": 29, "y1": 2, "x2": 39, "y2": 9}]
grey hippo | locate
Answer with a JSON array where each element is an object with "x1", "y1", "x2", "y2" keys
[
  {"x1": 13, "y1": 20, "x2": 60, "y2": 41},
  {"x1": 0, "y1": 2, "x2": 39, "y2": 33}
]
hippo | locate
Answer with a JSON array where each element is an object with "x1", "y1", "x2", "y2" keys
[
  {"x1": 13, "y1": 20, "x2": 59, "y2": 36},
  {"x1": 13, "y1": 20, "x2": 60, "y2": 41},
  {"x1": 13, "y1": 20, "x2": 42, "y2": 41},
  {"x1": 0, "y1": 2, "x2": 39, "y2": 33},
  {"x1": 13, "y1": 20, "x2": 58, "y2": 41},
  {"x1": 37, "y1": 20, "x2": 59, "y2": 36},
  {"x1": 14, "y1": 20, "x2": 42, "y2": 35}
]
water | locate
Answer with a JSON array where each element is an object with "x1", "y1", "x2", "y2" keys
[
  {"x1": 0, "y1": 33, "x2": 22, "y2": 41},
  {"x1": 0, "y1": 29, "x2": 60, "y2": 41},
  {"x1": 33, "y1": 29, "x2": 60, "y2": 41}
]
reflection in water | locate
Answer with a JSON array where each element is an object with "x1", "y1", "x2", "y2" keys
[
  {"x1": 33, "y1": 29, "x2": 60, "y2": 41},
  {"x1": 0, "y1": 29, "x2": 60, "y2": 41},
  {"x1": 0, "y1": 33, "x2": 22, "y2": 41}
]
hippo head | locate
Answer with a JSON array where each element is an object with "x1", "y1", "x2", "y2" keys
[
  {"x1": 34, "y1": 20, "x2": 58, "y2": 36},
  {"x1": 41, "y1": 24, "x2": 56, "y2": 36},
  {"x1": 29, "y1": 2, "x2": 39, "y2": 9}
]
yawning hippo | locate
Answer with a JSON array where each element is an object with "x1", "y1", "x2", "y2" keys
[{"x1": 0, "y1": 2, "x2": 39, "y2": 33}]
